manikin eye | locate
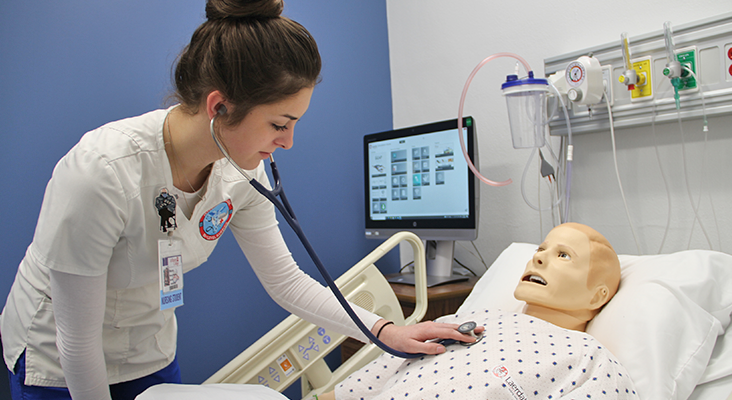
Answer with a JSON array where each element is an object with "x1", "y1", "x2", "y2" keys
[{"x1": 558, "y1": 252, "x2": 571, "y2": 260}]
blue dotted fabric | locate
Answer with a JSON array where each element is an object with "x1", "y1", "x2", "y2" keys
[{"x1": 335, "y1": 310, "x2": 638, "y2": 399}]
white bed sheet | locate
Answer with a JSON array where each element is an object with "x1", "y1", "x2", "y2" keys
[
  {"x1": 135, "y1": 383, "x2": 288, "y2": 399},
  {"x1": 458, "y1": 242, "x2": 732, "y2": 400}
]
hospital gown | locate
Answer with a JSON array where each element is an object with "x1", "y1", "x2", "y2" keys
[{"x1": 335, "y1": 310, "x2": 638, "y2": 399}]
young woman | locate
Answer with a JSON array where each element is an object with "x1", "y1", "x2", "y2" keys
[{"x1": 1, "y1": 1, "x2": 474, "y2": 399}]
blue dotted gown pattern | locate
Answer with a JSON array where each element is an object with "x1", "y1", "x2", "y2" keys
[{"x1": 335, "y1": 310, "x2": 638, "y2": 399}]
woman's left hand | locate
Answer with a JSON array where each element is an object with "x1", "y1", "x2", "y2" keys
[{"x1": 371, "y1": 319, "x2": 484, "y2": 355}]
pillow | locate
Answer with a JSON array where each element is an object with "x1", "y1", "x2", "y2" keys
[
  {"x1": 457, "y1": 242, "x2": 533, "y2": 315},
  {"x1": 458, "y1": 243, "x2": 732, "y2": 400}
]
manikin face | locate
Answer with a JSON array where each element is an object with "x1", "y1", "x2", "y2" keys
[
  {"x1": 218, "y1": 87, "x2": 314, "y2": 170},
  {"x1": 514, "y1": 225, "x2": 602, "y2": 312}
]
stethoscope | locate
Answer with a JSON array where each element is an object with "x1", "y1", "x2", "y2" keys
[{"x1": 210, "y1": 106, "x2": 484, "y2": 358}]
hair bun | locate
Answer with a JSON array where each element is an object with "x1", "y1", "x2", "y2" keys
[{"x1": 205, "y1": 0, "x2": 283, "y2": 21}]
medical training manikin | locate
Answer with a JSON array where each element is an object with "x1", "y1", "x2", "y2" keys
[{"x1": 331, "y1": 223, "x2": 639, "y2": 399}]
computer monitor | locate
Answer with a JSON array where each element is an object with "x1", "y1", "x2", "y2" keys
[{"x1": 364, "y1": 117, "x2": 479, "y2": 286}]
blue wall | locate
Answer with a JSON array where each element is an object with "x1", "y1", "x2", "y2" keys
[{"x1": 0, "y1": 1, "x2": 395, "y2": 396}]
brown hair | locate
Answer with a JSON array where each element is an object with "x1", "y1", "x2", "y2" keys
[{"x1": 173, "y1": 0, "x2": 321, "y2": 125}]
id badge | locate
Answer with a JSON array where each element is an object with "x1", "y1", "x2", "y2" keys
[{"x1": 158, "y1": 239, "x2": 184, "y2": 310}]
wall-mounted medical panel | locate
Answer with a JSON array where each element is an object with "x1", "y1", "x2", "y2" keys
[{"x1": 545, "y1": 12, "x2": 732, "y2": 136}]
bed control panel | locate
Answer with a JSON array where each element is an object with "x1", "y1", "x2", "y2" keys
[{"x1": 247, "y1": 325, "x2": 343, "y2": 391}]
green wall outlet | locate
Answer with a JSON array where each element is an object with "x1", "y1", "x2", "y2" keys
[{"x1": 676, "y1": 46, "x2": 698, "y2": 91}]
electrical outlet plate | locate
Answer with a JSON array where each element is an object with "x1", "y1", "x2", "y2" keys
[
  {"x1": 675, "y1": 46, "x2": 698, "y2": 91},
  {"x1": 631, "y1": 56, "x2": 653, "y2": 101},
  {"x1": 601, "y1": 64, "x2": 614, "y2": 105}
]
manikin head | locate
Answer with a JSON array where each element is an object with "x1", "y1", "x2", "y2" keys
[{"x1": 513, "y1": 223, "x2": 620, "y2": 331}]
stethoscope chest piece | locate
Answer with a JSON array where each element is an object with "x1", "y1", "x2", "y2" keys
[
  {"x1": 457, "y1": 321, "x2": 484, "y2": 347},
  {"x1": 438, "y1": 321, "x2": 485, "y2": 347}
]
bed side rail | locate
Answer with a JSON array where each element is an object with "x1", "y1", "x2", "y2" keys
[{"x1": 204, "y1": 232, "x2": 427, "y2": 396}]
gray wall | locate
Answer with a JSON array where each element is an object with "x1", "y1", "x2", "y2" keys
[{"x1": 387, "y1": 0, "x2": 732, "y2": 266}]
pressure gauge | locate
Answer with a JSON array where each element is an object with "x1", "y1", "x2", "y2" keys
[
  {"x1": 564, "y1": 56, "x2": 603, "y2": 105},
  {"x1": 566, "y1": 61, "x2": 585, "y2": 87}
]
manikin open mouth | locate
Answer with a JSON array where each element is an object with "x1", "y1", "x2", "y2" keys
[{"x1": 522, "y1": 274, "x2": 547, "y2": 286}]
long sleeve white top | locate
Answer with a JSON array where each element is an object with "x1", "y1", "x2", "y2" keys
[{"x1": 1, "y1": 108, "x2": 379, "y2": 399}]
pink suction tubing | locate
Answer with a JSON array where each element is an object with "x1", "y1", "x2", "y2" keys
[{"x1": 458, "y1": 53, "x2": 532, "y2": 187}]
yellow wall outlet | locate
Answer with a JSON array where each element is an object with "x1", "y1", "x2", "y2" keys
[{"x1": 631, "y1": 56, "x2": 653, "y2": 101}]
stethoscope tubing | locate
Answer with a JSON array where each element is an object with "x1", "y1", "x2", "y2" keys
[{"x1": 210, "y1": 113, "x2": 424, "y2": 358}]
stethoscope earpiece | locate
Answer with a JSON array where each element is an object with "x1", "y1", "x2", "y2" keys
[{"x1": 217, "y1": 104, "x2": 227, "y2": 115}]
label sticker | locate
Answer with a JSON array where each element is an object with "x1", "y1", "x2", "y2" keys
[
  {"x1": 158, "y1": 239, "x2": 184, "y2": 310},
  {"x1": 492, "y1": 364, "x2": 528, "y2": 400},
  {"x1": 277, "y1": 354, "x2": 296, "y2": 377}
]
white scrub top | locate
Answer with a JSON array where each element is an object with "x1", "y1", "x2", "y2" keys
[{"x1": 1, "y1": 108, "x2": 378, "y2": 387}]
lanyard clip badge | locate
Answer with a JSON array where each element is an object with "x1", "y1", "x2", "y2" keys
[{"x1": 155, "y1": 187, "x2": 184, "y2": 310}]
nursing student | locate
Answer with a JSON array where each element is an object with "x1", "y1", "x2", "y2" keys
[{"x1": 0, "y1": 1, "x2": 476, "y2": 399}]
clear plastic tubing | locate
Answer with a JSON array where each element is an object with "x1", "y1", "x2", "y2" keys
[
  {"x1": 457, "y1": 53, "x2": 532, "y2": 186},
  {"x1": 547, "y1": 81, "x2": 574, "y2": 223}
]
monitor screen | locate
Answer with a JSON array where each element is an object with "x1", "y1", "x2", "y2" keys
[{"x1": 364, "y1": 117, "x2": 479, "y2": 242}]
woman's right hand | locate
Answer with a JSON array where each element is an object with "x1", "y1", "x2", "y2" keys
[{"x1": 371, "y1": 319, "x2": 484, "y2": 355}]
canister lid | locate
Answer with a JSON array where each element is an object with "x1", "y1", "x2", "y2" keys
[{"x1": 501, "y1": 71, "x2": 548, "y2": 90}]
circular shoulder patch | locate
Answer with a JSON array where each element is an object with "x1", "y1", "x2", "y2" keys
[{"x1": 199, "y1": 200, "x2": 233, "y2": 240}]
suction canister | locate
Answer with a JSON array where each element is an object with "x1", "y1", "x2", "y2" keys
[{"x1": 501, "y1": 71, "x2": 549, "y2": 149}]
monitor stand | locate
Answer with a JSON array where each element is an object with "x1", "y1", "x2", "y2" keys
[{"x1": 387, "y1": 240, "x2": 469, "y2": 287}]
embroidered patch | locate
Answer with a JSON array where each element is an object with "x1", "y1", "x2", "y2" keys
[{"x1": 199, "y1": 199, "x2": 233, "y2": 240}]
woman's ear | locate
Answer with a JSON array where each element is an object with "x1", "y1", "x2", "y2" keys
[{"x1": 205, "y1": 90, "x2": 228, "y2": 120}]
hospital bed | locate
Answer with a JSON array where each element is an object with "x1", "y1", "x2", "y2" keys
[
  {"x1": 203, "y1": 231, "x2": 428, "y2": 398},
  {"x1": 139, "y1": 233, "x2": 732, "y2": 400}
]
